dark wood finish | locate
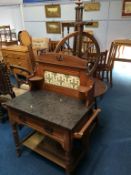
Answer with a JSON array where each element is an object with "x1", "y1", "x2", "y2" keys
[
  {"x1": 54, "y1": 31, "x2": 100, "y2": 76},
  {"x1": 0, "y1": 61, "x2": 31, "y2": 122},
  {"x1": 97, "y1": 39, "x2": 131, "y2": 87},
  {"x1": 96, "y1": 42, "x2": 118, "y2": 87},
  {"x1": 96, "y1": 50, "x2": 108, "y2": 79},
  {"x1": 29, "y1": 76, "x2": 44, "y2": 91},
  {"x1": 35, "y1": 53, "x2": 94, "y2": 106},
  {"x1": 6, "y1": 90, "x2": 101, "y2": 174},
  {"x1": 5, "y1": 2, "x2": 103, "y2": 174},
  {"x1": 49, "y1": 40, "x2": 59, "y2": 52},
  {"x1": 0, "y1": 61, "x2": 15, "y2": 99},
  {"x1": 5, "y1": 49, "x2": 102, "y2": 174}
]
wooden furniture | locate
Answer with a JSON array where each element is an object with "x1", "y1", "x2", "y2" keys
[
  {"x1": 0, "y1": 25, "x2": 17, "y2": 46},
  {"x1": 97, "y1": 39, "x2": 131, "y2": 87},
  {"x1": 54, "y1": 31, "x2": 100, "y2": 76},
  {"x1": 32, "y1": 37, "x2": 50, "y2": 55},
  {"x1": 56, "y1": 1, "x2": 100, "y2": 78},
  {"x1": 6, "y1": 53, "x2": 101, "y2": 175},
  {"x1": 18, "y1": 30, "x2": 37, "y2": 72},
  {"x1": 0, "y1": 61, "x2": 30, "y2": 122},
  {"x1": 2, "y1": 45, "x2": 33, "y2": 76},
  {"x1": 49, "y1": 39, "x2": 59, "y2": 52},
  {"x1": 96, "y1": 50, "x2": 108, "y2": 79},
  {"x1": 113, "y1": 39, "x2": 131, "y2": 62},
  {"x1": 96, "y1": 41, "x2": 118, "y2": 87}
]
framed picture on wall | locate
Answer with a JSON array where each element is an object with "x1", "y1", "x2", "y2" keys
[
  {"x1": 46, "y1": 22, "x2": 61, "y2": 34},
  {"x1": 84, "y1": 2, "x2": 100, "y2": 11},
  {"x1": 122, "y1": 0, "x2": 131, "y2": 16},
  {"x1": 45, "y1": 4, "x2": 61, "y2": 18}
]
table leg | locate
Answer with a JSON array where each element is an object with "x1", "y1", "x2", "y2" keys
[
  {"x1": 66, "y1": 171, "x2": 73, "y2": 175},
  {"x1": 11, "y1": 123, "x2": 21, "y2": 157},
  {"x1": 94, "y1": 97, "x2": 97, "y2": 109},
  {"x1": 63, "y1": 131, "x2": 73, "y2": 175}
]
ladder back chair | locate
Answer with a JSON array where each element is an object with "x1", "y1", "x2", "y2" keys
[{"x1": 96, "y1": 42, "x2": 117, "y2": 87}]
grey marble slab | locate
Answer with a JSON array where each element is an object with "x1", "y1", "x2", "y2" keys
[{"x1": 6, "y1": 90, "x2": 90, "y2": 130}]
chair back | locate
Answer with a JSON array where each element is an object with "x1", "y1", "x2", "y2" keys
[
  {"x1": 107, "y1": 42, "x2": 118, "y2": 69},
  {"x1": 18, "y1": 30, "x2": 36, "y2": 72},
  {"x1": 0, "y1": 61, "x2": 15, "y2": 98},
  {"x1": 98, "y1": 50, "x2": 108, "y2": 66}
]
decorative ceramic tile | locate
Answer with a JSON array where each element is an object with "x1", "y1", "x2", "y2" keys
[{"x1": 44, "y1": 71, "x2": 80, "y2": 90}]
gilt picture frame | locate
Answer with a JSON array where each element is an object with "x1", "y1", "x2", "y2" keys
[
  {"x1": 45, "y1": 4, "x2": 61, "y2": 18},
  {"x1": 122, "y1": 0, "x2": 131, "y2": 16},
  {"x1": 84, "y1": 2, "x2": 100, "y2": 11},
  {"x1": 46, "y1": 22, "x2": 61, "y2": 34},
  {"x1": 85, "y1": 21, "x2": 99, "y2": 28}
]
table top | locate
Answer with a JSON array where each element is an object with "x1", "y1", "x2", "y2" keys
[
  {"x1": 6, "y1": 90, "x2": 90, "y2": 130},
  {"x1": 94, "y1": 78, "x2": 107, "y2": 97}
]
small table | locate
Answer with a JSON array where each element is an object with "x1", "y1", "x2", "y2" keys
[
  {"x1": 94, "y1": 78, "x2": 107, "y2": 97},
  {"x1": 6, "y1": 90, "x2": 100, "y2": 175}
]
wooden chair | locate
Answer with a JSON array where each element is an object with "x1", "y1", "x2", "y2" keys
[
  {"x1": 0, "y1": 61, "x2": 30, "y2": 122},
  {"x1": 96, "y1": 42, "x2": 117, "y2": 87},
  {"x1": 9, "y1": 30, "x2": 36, "y2": 87},
  {"x1": 32, "y1": 37, "x2": 50, "y2": 55},
  {"x1": 49, "y1": 39, "x2": 59, "y2": 52},
  {"x1": 96, "y1": 50, "x2": 108, "y2": 79},
  {"x1": 18, "y1": 30, "x2": 37, "y2": 72}
]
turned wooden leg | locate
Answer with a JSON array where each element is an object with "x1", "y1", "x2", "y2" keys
[
  {"x1": 106, "y1": 71, "x2": 109, "y2": 82},
  {"x1": 65, "y1": 150, "x2": 72, "y2": 175},
  {"x1": 66, "y1": 171, "x2": 73, "y2": 175},
  {"x1": 63, "y1": 131, "x2": 73, "y2": 175},
  {"x1": 11, "y1": 123, "x2": 21, "y2": 157},
  {"x1": 94, "y1": 98, "x2": 97, "y2": 109}
]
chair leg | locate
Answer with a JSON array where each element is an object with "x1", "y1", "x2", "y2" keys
[
  {"x1": 106, "y1": 71, "x2": 109, "y2": 82},
  {"x1": 102, "y1": 70, "x2": 105, "y2": 80},
  {"x1": 110, "y1": 70, "x2": 113, "y2": 87},
  {"x1": 0, "y1": 105, "x2": 8, "y2": 123}
]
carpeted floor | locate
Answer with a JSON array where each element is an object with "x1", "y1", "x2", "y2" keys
[{"x1": 0, "y1": 63, "x2": 131, "y2": 175}]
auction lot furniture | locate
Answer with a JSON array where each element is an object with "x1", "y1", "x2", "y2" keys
[
  {"x1": 0, "y1": 60, "x2": 30, "y2": 122},
  {"x1": 6, "y1": 53, "x2": 101, "y2": 175},
  {"x1": 2, "y1": 45, "x2": 33, "y2": 76}
]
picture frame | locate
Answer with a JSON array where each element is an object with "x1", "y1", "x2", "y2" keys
[
  {"x1": 84, "y1": 2, "x2": 100, "y2": 11},
  {"x1": 46, "y1": 22, "x2": 61, "y2": 34},
  {"x1": 122, "y1": 0, "x2": 131, "y2": 16},
  {"x1": 45, "y1": 4, "x2": 61, "y2": 18},
  {"x1": 85, "y1": 21, "x2": 99, "y2": 28}
]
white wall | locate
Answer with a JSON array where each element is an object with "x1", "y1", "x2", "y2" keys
[
  {"x1": 0, "y1": 0, "x2": 22, "y2": 5},
  {"x1": 0, "y1": 0, "x2": 131, "y2": 51},
  {"x1": 0, "y1": 5, "x2": 23, "y2": 34}
]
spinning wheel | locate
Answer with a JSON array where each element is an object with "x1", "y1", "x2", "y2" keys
[{"x1": 54, "y1": 31, "x2": 100, "y2": 75}]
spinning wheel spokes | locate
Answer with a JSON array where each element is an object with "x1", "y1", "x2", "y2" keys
[{"x1": 54, "y1": 31, "x2": 100, "y2": 75}]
